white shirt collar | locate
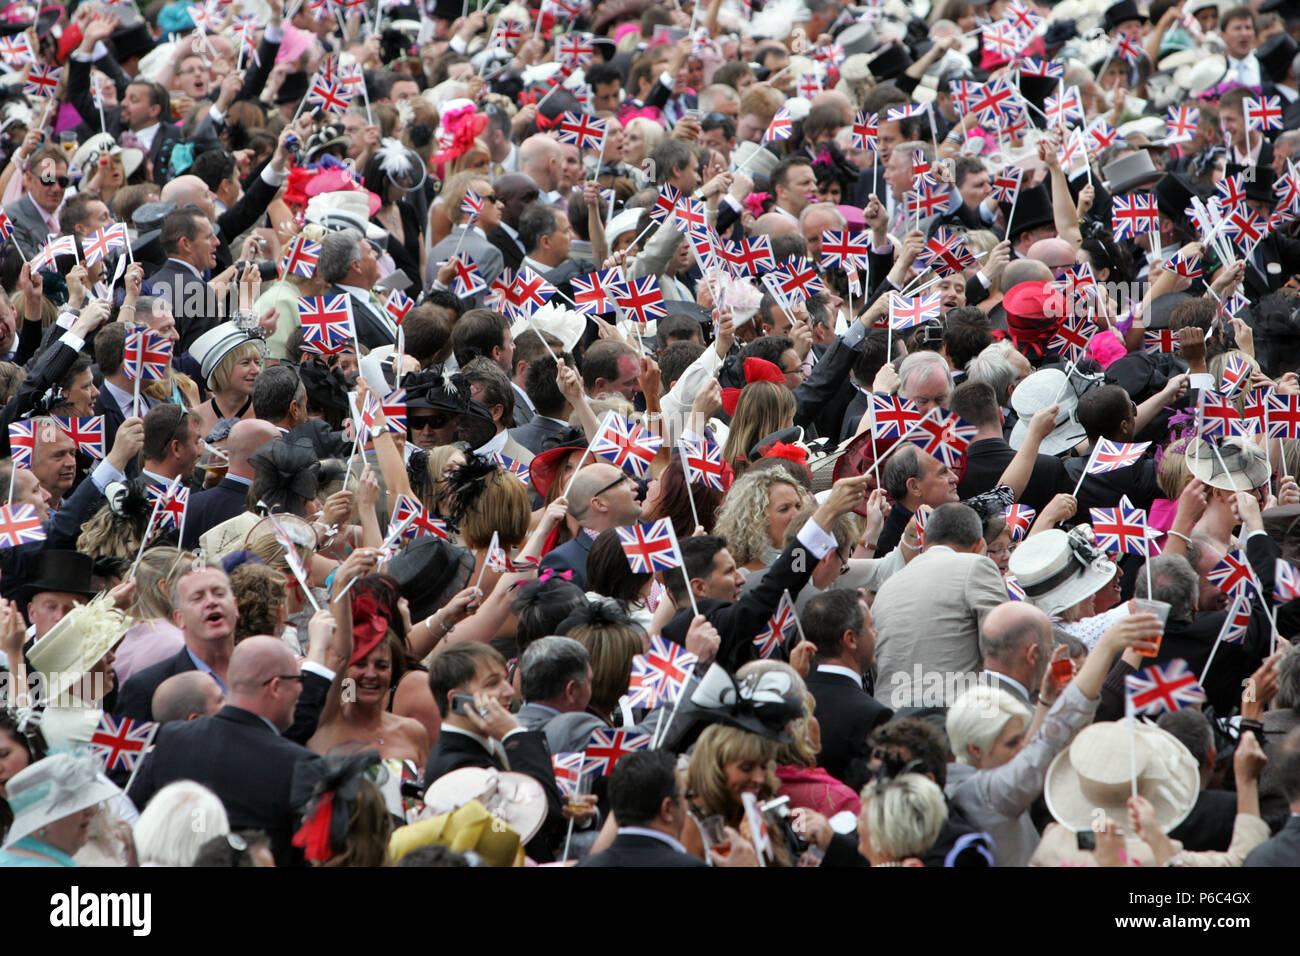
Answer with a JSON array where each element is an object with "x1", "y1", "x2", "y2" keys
[
  {"x1": 986, "y1": 669, "x2": 1031, "y2": 701},
  {"x1": 512, "y1": 380, "x2": 535, "y2": 412},
  {"x1": 225, "y1": 473, "x2": 253, "y2": 487},
  {"x1": 616, "y1": 826, "x2": 689, "y2": 855},
  {"x1": 771, "y1": 204, "x2": 799, "y2": 222},
  {"x1": 440, "y1": 723, "x2": 493, "y2": 753},
  {"x1": 522, "y1": 254, "x2": 555, "y2": 275},
  {"x1": 167, "y1": 257, "x2": 203, "y2": 279},
  {"x1": 475, "y1": 428, "x2": 508, "y2": 457},
  {"x1": 815, "y1": 663, "x2": 863, "y2": 688}
]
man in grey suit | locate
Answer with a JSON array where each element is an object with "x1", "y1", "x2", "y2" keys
[
  {"x1": 870, "y1": 503, "x2": 1008, "y2": 710},
  {"x1": 427, "y1": 174, "x2": 504, "y2": 309},
  {"x1": 317, "y1": 229, "x2": 397, "y2": 349},
  {"x1": 977, "y1": 602, "x2": 1054, "y2": 709},
  {"x1": 3, "y1": 146, "x2": 69, "y2": 259},
  {"x1": 516, "y1": 637, "x2": 592, "y2": 733}
]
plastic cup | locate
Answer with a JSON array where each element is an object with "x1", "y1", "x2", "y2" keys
[
  {"x1": 699, "y1": 815, "x2": 730, "y2": 858},
  {"x1": 1050, "y1": 657, "x2": 1074, "y2": 688},
  {"x1": 1132, "y1": 598, "x2": 1170, "y2": 657}
]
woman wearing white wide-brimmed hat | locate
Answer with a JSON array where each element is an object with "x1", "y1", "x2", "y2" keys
[
  {"x1": 0, "y1": 754, "x2": 122, "y2": 867},
  {"x1": 1008, "y1": 527, "x2": 1132, "y2": 647}
]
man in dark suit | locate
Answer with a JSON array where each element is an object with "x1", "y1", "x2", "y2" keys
[
  {"x1": 487, "y1": 173, "x2": 538, "y2": 272},
  {"x1": 1065, "y1": 383, "x2": 1173, "y2": 515},
  {"x1": 515, "y1": 637, "x2": 592, "y2": 733},
  {"x1": 578, "y1": 750, "x2": 707, "y2": 867},
  {"x1": 423, "y1": 643, "x2": 565, "y2": 862},
  {"x1": 1245, "y1": 726, "x2": 1300, "y2": 866},
  {"x1": 147, "y1": 207, "x2": 224, "y2": 353},
  {"x1": 517, "y1": 202, "x2": 595, "y2": 304},
  {"x1": 182, "y1": 418, "x2": 278, "y2": 548},
  {"x1": 803, "y1": 590, "x2": 893, "y2": 783},
  {"x1": 507, "y1": 351, "x2": 576, "y2": 453},
  {"x1": 116, "y1": 566, "x2": 330, "y2": 745},
  {"x1": 1156, "y1": 709, "x2": 1239, "y2": 852},
  {"x1": 951, "y1": 380, "x2": 1069, "y2": 514},
  {"x1": 127, "y1": 636, "x2": 325, "y2": 866},
  {"x1": 539, "y1": 464, "x2": 642, "y2": 589},
  {"x1": 978, "y1": 602, "x2": 1053, "y2": 711},
  {"x1": 317, "y1": 229, "x2": 397, "y2": 349}
]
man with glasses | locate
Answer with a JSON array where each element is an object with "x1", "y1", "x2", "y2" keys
[
  {"x1": 538, "y1": 463, "x2": 643, "y2": 588},
  {"x1": 127, "y1": 635, "x2": 328, "y2": 867},
  {"x1": 427, "y1": 172, "x2": 505, "y2": 305},
  {"x1": 2, "y1": 146, "x2": 69, "y2": 259},
  {"x1": 486, "y1": 173, "x2": 540, "y2": 272}
]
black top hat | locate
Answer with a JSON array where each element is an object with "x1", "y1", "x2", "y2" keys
[
  {"x1": 21, "y1": 550, "x2": 99, "y2": 603},
  {"x1": 868, "y1": 44, "x2": 913, "y2": 82},
  {"x1": 1003, "y1": 183, "x2": 1054, "y2": 239},
  {"x1": 1153, "y1": 171, "x2": 1201, "y2": 223},
  {"x1": 111, "y1": 22, "x2": 156, "y2": 63},
  {"x1": 1103, "y1": 1, "x2": 1148, "y2": 33},
  {"x1": 386, "y1": 536, "x2": 476, "y2": 621},
  {"x1": 1258, "y1": 32, "x2": 1299, "y2": 84},
  {"x1": 275, "y1": 71, "x2": 310, "y2": 107},
  {"x1": 403, "y1": 367, "x2": 472, "y2": 414},
  {"x1": 1244, "y1": 166, "x2": 1277, "y2": 206}
]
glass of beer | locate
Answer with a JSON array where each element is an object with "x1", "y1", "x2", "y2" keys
[
  {"x1": 59, "y1": 131, "x2": 77, "y2": 157},
  {"x1": 1132, "y1": 598, "x2": 1171, "y2": 658},
  {"x1": 700, "y1": 815, "x2": 730, "y2": 860}
]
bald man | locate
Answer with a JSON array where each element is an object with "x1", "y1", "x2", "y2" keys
[
  {"x1": 1025, "y1": 238, "x2": 1077, "y2": 276},
  {"x1": 127, "y1": 636, "x2": 325, "y2": 866},
  {"x1": 518, "y1": 134, "x2": 564, "y2": 202},
  {"x1": 182, "y1": 418, "x2": 280, "y2": 548},
  {"x1": 537, "y1": 464, "x2": 643, "y2": 588},
  {"x1": 152, "y1": 671, "x2": 225, "y2": 723},
  {"x1": 978, "y1": 601, "x2": 1053, "y2": 708},
  {"x1": 751, "y1": 212, "x2": 800, "y2": 237}
]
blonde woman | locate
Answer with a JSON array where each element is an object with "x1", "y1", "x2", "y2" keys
[
  {"x1": 622, "y1": 117, "x2": 663, "y2": 179},
  {"x1": 714, "y1": 468, "x2": 813, "y2": 572},
  {"x1": 720, "y1": 381, "x2": 796, "y2": 478},
  {"x1": 192, "y1": 338, "x2": 265, "y2": 440},
  {"x1": 113, "y1": 547, "x2": 196, "y2": 682},
  {"x1": 682, "y1": 723, "x2": 790, "y2": 865},
  {"x1": 856, "y1": 773, "x2": 948, "y2": 866}
]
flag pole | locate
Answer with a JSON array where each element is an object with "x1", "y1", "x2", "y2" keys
[
  {"x1": 122, "y1": 721, "x2": 161, "y2": 796},
  {"x1": 1070, "y1": 443, "x2": 1099, "y2": 499},
  {"x1": 474, "y1": 531, "x2": 499, "y2": 592},
  {"x1": 785, "y1": 588, "x2": 807, "y2": 655},
  {"x1": 1126, "y1": 696, "x2": 1138, "y2": 800},
  {"x1": 561, "y1": 412, "x2": 610, "y2": 499},
  {"x1": 678, "y1": 442, "x2": 701, "y2": 533}
]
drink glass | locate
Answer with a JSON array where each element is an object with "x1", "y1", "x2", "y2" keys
[
  {"x1": 699, "y1": 815, "x2": 730, "y2": 860},
  {"x1": 59, "y1": 131, "x2": 77, "y2": 156},
  {"x1": 1050, "y1": 657, "x2": 1074, "y2": 689},
  {"x1": 1132, "y1": 598, "x2": 1170, "y2": 658}
]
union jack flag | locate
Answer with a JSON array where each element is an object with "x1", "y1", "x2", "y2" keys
[
  {"x1": 8, "y1": 420, "x2": 35, "y2": 468},
  {"x1": 491, "y1": 453, "x2": 531, "y2": 487},
  {"x1": 555, "y1": 33, "x2": 596, "y2": 68},
  {"x1": 1265, "y1": 392, "x2": 1300, "y2": 439},
  {"x1": 762, "y1": 106, "x2": 793, "y2": 145},
  {"x1": 147, "y1": 477, "x2": 189, "y2": 536},
  {"x1": 1114, "y1": 32, "x2": 1143, "y2": 66},
  {"x1": 917, "y1": 228, "x2": 976, "y2": 275},
  {"x1": 1126, "y1": 660, "x2": 1206, "y2": 716},
  {"x1": 907, "y1": 177, "x2": 952, "y2": 220},
  {"x1": 1207, "y1": 549, "x2": 1258, "y2": 600},
  {"x1": 22, "y1": 62, "x2": 62, "y2": 99},
  {"x1": 723, "y1": 236, "x2": 775, "y2": 275},
  {"x1": 1086, "y1": 438, "x2": 1150, "y2": 474},
  {"x1": 809, "y1": 43, "x2": 845, "y2": 66},
  {"x1": 617, "y1": 519, "x2": 682, "y2": 573},
  {"x1": 1001, "y1": 504, "x2": 1036, "y2": 541},
  {"x1": 1017, "y1": 57, "x2": 1063, "y2": 79},
  {"x1": 1112, "y1": 194, "x2": 1158, "y2": 240},
  {"x1": 0, "y1": 504, "x2": 44, "y2": 548},
  {"x1": 613, "y1": 275, "x2": 668, "y2": 324},
  {"x1": 510, "y1": 267, "x2": 557, "y2": 317},
  {"x1": 650, "y1": 183, "x2": 683, "y2": 224},
  {"x1": 889, "y1": 291, "x2": 941, "y2": 331},
  {"x1": 991, "y1": 167, "x2": 1022, "y2": 204},
  {"x1": 1277, "y1": 559, "x2": 1300, "y2": 602},
  {"x1": 908, "y1": 410, "x2": 977, "y2": 470},
  {"x1": 1005, "y1": 0, "x2": 1041, "y2": 32},
  {"x1": 485, "y1": 535, "x2": 538, "y2": 573},
  {"x1": 768, "y1": 258, "x2": 825, "y2": 302},
  {"x1": 391, "y1": 493, "x2": 449, "y2": 541},
  {"x1": 1216, "y1": 593, "x2": 1253, "y2": 646},
  {"x1": 1220, "y1": 354, "x2": 1253, "y2": 400},
  {"x1": 1085, "y1": 118, "x2": 1119, "y2": 152},
  {"x1": 460, "y1": 188, "x2": 486, "y2": 223},
  {"x1": 487, "y1": 269, "x2": 516, "y2": 312},
  {"x1": 0, "y1": 33, "x2": 35, "y2": 68},
  {"x1": 1142, "y1": 329, "x2": 1178, "y2": 354},
  {"x1": 984, "y1": 20, "x2": 1030, "y2": 60},
  {"x1": 451, "y1": 255, "x2": 486, "y2": 298},
  {"x1": 551, "y1": 752, "x2": 585, "y2": 797},
  {"x1": 583, "y1": 728, "x2": 653, "y2": 777},
  {"x1": 298, "y1": 294, "x2": 355, "y2": 355},
  {"x1": 1223, "y1": 205, "x2": 1267, "y2": 253},
  {"x1": 1244, "y1": 96, "x2": 1284, "y2": 133},
  {"x1": 680, "y1": 435, "x2": 725, "y2": 491},
  {"x1": 279, "y1": 235, "x2": 321, "y2": 279},
  {"x1": 383, "y1": 288, "x2": 415, "y2": 326},
  {"x1": 796, "y1": 73, "x2": 824, "y2": 99},
  {"x1": 79, "y1": 223, "x2": 129, "y2": 268},
  {"x1": 1049, "y1": 314, "x2": 1091, "y2": 364},
  {"x1": 886, "y1": 102, "x2": 929, "y2": 122},
  {"x1": 850, "y1": 112, "x2": 878, "y2": 151},
  {"x1": 123, "y1": 328, "x2": 172, "y2": 381},
  {"x1": 627, "y1": 635, "x2": 698, "y2": 709},
  {"x1": 89, "y1": 713, "x2": 158, "y2": 773},
  {"x1": 1243, "y1": 387, "x2": 1272, "y2": 435},
  {"x1": 305, "y1": 78, "x2": 351, "y2": 114},
  {"x1": 970, "y1": 78, "x2": 1019, "y2": 125},
  {"x1": 488, "y1": 18, "x2": 523, "y2": 50},
  {"x1": 1165, "y1": 105, "x2": 1199, "y2": 143},
  {"x1": 571, "y1": 269, "x2": 628, "y2": 315},
  {"x1": 381, "y1": 388, "x2": 406, "y2": 435},
  {"x1": 1090, "y1": 495, "x2": 1154, "y2": 556},
  {"x1": 1005, "y1": 573, "x2": 1026, "y2": 601},
  {"x1": 556, "y1": 112, "x2": 607, "y2": 151},
  {"x1": 675, "y1": 196, "x2": 709, "y2": 240},
  {"x1": 592, "y1": 413, "x2": 662, "y2": 477},
  {"x1": 1216, "y1": 173, "x2": 1248, "y2": 210},
  {"x1": 1166, "y1": 251, "x2": 1201, "y2": 280},
  {"x1": 0, "y1": 210, "x2": 13, "y2": 243},
  {"x1": 30, "y1": 235, "x2": 79, "y2": 271},
  {"x1": 1056, "y1": 128, "x2": 1089, "y2": 176},
  {"x1": 53, "y1": 416, "x2": 105, "y2": 460},
  {"x1": 753, "y1": 590, "x2": 798, "y2": 659},
  {"x1": 1045, "y1": 86, "x2": 1084, "y2": 126},
  {"x1": 871, "y1": 395, "x2": 922, "y2": 440},
  {"x1": 1196, "y1": 390, "x2": 1241, "y2": 438}
]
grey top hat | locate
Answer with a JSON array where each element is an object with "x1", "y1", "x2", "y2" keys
[{"x1": 1102, "y1": 150, "x2": 1162, "y2": 195}]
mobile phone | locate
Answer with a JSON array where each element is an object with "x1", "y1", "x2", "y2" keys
[
  {"x1": 1075, "y1": 829, "x2": 1096, "y2": 851},
  {"x1": 450, "y1": 693, "x2": 476, "y2": 716}
]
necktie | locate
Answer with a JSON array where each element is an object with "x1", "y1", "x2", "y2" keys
[{"x1": 120, "y1": 130, "x2": 143, "y2": 150}]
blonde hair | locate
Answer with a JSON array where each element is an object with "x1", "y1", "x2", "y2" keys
[
  {"x1": 132, "y1": 547, "x2": 197, "y2": 621},
  {"x1": 860, "y1": 773, "x2": 948, "y2": 861},
  {"x1": 441, "y1": 170, "x2": 490, "y2": 224},
  {"x1": 459, "y1": 468, "x2": 531, "y2": 549},
  {"x1": 946, "y1": 684, "x2": 1031, "y2": 766},
  {"x1": 565, "y1": 613, "x2": 643, "y2": 715},
  {"x1": 208, "y1": 340, "x2": 264, "y2": 392},
  {"x1": 623, "y1": 117, "x2": 664, "y2": 164},
  {"x1": 687, "y1": 723, "x2": 780, "y2": 824},
  {"x1": 720, "y1": 381, "x2": 796, "y2": 477},
  {"x1": 714, "y1": 468, "x2": 812, "y2": 565}
]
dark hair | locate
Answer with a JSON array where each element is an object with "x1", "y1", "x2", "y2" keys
[
  {"x1": 517, "y1": 202, "x2": 562, "y2": 255},
  {"x1": 460, "y1": 357, "x2": 514, "y2": 423},
  {"x1": 770, "y1": 233, "x2": 807, "y2": 262},
  {"x1": 662, "y1": 534, "x2": 727, "y2": 607},
  {"x1": 1156, "y1": 708, "x2": 1213, "y2": 768},
  {"x1": 581, "y1": 340, "x2": 637, "y2": 393},
  {"x1": 943, "y1": 308, "x2": 993, "y2": 371},
  {"x1": 656, "y1": 313, "x2": 703, "y2": 351},
  {"x1": 427, "y1": 642, "x2": 506, "y2": 717},
  {"x1": 771, "y1": 155, "x2": 813, "y2": 192},
  {"x1": 852, "y1": 328, "x2": 903, "y2": 387},
  {"x1": 953, "y1": 157, "x2": 987, "y2": 191},
  {"x1": 161, "y1": 207, "x2": 207, "y2": 256},
  {"x1": 586, "y1": 62, "x2": 621, "y2": 88},
  {"x1": 1219, "y1": 5, "x2": 1256, "y2": 32},
  {"x1": 740, "y1": 334, "x2": 794, "y2": 368},
  {"x1": 523, "y1": 352, "x2": 567, "y2": 418},
  {"x1": 802, "y1": 104, "x2": 842, "y2": 142},
  {"x1": 190, "y1": 149, "x2": 237, "y2": 193},
  {"x1": 513, "y1": 328, "x2": 562, "y2": 377},
  {"x1": 1277, "y1": 726, "x2": 1300, "y2": 803},
  {"x1": 643, "y1": 456, "x2": 722, "y2": 539},
  {"x1": 882, "y1": 443, "x2": 924, "y2": 500},
  {"x1": 191, "y1": 830, "x2": 272, "y2": 867},
  {"x1": 925, "y1": 503, "x2": 983, "y2": 549},
  {"x1": 251, "y1": 364, "x2": 304, "y2": 423},
  {"x1": 659, "y1": 341, "x2": 705, "y2": 390},
  {"x1": 866, "y1": 718, "x2": 949, "y2": 789},
  {"x1": 1076, "y1": 383, "x2": 1134, "y2": 442},
  {"x1": 586, "y1": 528, "x2": 652, "y2": 603},
  {"x1": 948, "y1": 379, "x2": 1001, "y2": 429},
  {"x1": 142, "y1": 404, "x2": 192, "y2": 462},
  {"x1": 509, "y1": 576, "x2": 587, "y2": 653},
  {"x1": 58, "y1": 194, "x2": 103, "y2": 236},
  {"x1": 395, "y1": 844, "x2": 472, "y2": 866},
  {"x1": 94, "y1": 321, "x2": 128, "y2": 377},
  {"x1": 804, "y1": 589, "x2": 866, "y2": 660},
  {"x1": 451, "y1": 309, "x2": 508, "y2": 368},
  {"x1": 519, "y1": 635, "x2": 589, "y2": 702},
  {"x1": 58, "y1": 353, "x2": 94, "y2": 394},
  {"x1": 607, "y1": 750, "x2": 679, "y2": 826},
  {"x1": 700, "y1": 114, "x2": 735, "y2": 141},
  {"x1": 711, "y1": 61, "x2": 753, "y2": 89},
  {"x1": 648, "y1": 138, "x2": 696, "y2": 186},
  {"x1": 403, "y1": 305, "x2": 452, "y2": 365}
]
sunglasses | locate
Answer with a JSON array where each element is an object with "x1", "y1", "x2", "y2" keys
[
  {"x1": 593, "y1": 473, "x2": 630, "y2": 497},
  {"x1": 260, "y1": 673, "x2": 305, "y2": 686},
  {"x1": 40, "y1": 174, "x2": 70, "y2": 189},
  {"x1": 410, "y1": 413, "x2": 451, "y2": 430}
]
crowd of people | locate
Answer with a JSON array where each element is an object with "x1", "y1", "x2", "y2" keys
[{"x1": 1, "y1": 0, "x2": 1300, "y2": 870}]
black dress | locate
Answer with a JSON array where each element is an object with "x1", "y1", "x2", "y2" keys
[{"x1": 379, "y1": 201, "x2": 422, "y2": 289}]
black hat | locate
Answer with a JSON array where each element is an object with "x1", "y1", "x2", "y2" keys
[
  {"x1": 1103, "y1": 1, "x2": 1148, "y2": 33},
  {"x1": 275, "y1": 71, "x2": 310, "y2": 107},
  {"x1": 386, "y1": 536, "x2": 476, "y2": 621},
  {"x1": 868, "y1": 44, "x2": 912, "y2": 82},
  {"x1": 1244, "y1": 166, "x2": 1277, "y2": 206},
  {"x1": 1258, "y1": 32, "x2": 1299, "y2": 84},
  {"x1": 403, "y1": 367, "x2": 472, "y2": 414},
  {"x1": 1003, "y1": 184, "x2": 1054, "y2": 239},
  {"x1": 1043, "y1": 19, "x2": 1079, "y2": 50},
  {"x1": 1153, "y1": 172, "x2": 1200, "y2": 223},
  {"x1": 21, "y1": 550, "x2": 98, "y2": 603},
  {"x1": 111, "y1": 22, "x2": 156, "y2": 63}
]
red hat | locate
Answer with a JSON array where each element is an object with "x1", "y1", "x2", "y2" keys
[
  {"x1": 721, "y1": 357, "x2": 786, "y2": 416},
  {"x1": 349, "y1": 592, "x2": 391, "y2": 667},
  {"x1": 1001, "y1": 280, "x2": 1060, "y2": 355}
]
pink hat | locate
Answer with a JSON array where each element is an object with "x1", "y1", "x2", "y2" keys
[
  {"x1": 277, "y1": 23, "x2": 315, "y2": 64},
  {"x1": 1086, "y1": 329, "x2": 1128, "y2": 369},
  {"x1": 837, "y1": 204, "x2": 867, "y2": 229}
]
